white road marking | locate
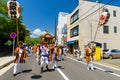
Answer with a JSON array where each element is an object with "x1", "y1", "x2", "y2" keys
[
  {"x1": 0, "y1": 63, "x2": 14, "y2": 76},
  {"x1": 94, "y1": 62, "x2": 120, "y2": 71},
  {"x1": 110, "y1": 73, "x2": 120, "y2": 77},
  {"x1": 67, "y1": 56, "x2": 120, "y2": 78},
  {"x1": 55, "y1": 64, "x2": 69, "y2": 80},
  {"x1": 94, "y1": 66, "x2": 105, "y2": 71},
  {"x1": 67, "y1": 57, "x2": 86, "y2": 64}
]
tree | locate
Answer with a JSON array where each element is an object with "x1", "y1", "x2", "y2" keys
[
  {"x1": 25, "y1": 36, "x2": 40, "y2": 46},
  {"x1": 0, "y1": 0, "x2": 8, "y2": 17},
  {"x1": 0, "y1": 0, "x2": 29, "y2": 45}
]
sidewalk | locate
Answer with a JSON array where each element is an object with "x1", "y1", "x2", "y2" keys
[
  {"x1": 0, "y1": 56, "x2": 15, "y2": 70},
  {"x1": 67, "y1": 53, "x2": 120, "y2": 70},
  {"x1": 94, "y1": 59, "x2": 120, "y2": 70}
]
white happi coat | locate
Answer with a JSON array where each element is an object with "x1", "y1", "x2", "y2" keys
[{"x1": 40, "y1": 45, "x2": 49, "y2": 67}]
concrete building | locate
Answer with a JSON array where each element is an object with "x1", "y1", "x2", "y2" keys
[
  {"x1": 67, "y1": 0, "x2": 120, "y2": 53},
  {"x1": 57, "y1": 12, "x2": 69, "y2": 45}
]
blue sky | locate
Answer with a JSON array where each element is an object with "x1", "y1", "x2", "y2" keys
[
  {"x1": 17, "y1": 0, "x2": 120, "y2": 38},
  {"x1": 18, "y1": 0, "x2": 78, "y2": 38}
]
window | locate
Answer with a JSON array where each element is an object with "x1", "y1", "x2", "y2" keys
[
  {"x1": 70, "y1": 25, "x2": 79, "y2": 37},
  {"x1": 113, "y1": 10, "x2": 116, "y2": 17},
  {"x1": 114, "y1": 26, "x2": 117, "y2": 33},
  {"x1": 111, "y1": 49, "x2": 116, "y2": 53},
  {"x1": 103, "y1": 26, "x2": 109, "y2": 34},
  {"x1": 71, "y1": 10, "x2": 79, "y2": 24},
  {"x1": 62, "y1": 24, "x2": 67, "y2": 34},
  {"x1": 103, "y1": 43, "x2": 107, "y2": 50}
]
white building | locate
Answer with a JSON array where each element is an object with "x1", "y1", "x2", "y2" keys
[
  {"x1": 57, "y1": 12, "x2": 69, "y2": 45},
  {"x1": 67, "y1": 0, "x2": 120, "y2": 53}
]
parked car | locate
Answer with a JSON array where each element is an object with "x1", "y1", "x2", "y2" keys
[{"x1": 103, "y1": 49, "x2": 120, "y2": 59}]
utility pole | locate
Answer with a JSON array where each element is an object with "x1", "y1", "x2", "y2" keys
[
  {"x1": 54, "y1": 16, "x2": 58, "y2": 46},
  {"x1": 94, "y1": 0, "x2": 100, "y2": 42},
  {"x1": 54, "y1": 16, "x2": 57, "y2": 40}
]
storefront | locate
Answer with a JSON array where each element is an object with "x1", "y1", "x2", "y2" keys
[{"x1": 66, "y1": 40, "x2": 79, "y2": 54}]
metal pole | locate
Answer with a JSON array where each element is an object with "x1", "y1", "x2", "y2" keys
[
  {"x1": 55, "y1": 16, "x2": 57, "y2": 40},
  {"x1": 93, "y1": 24, "x2": 100, "y2": 42},
  {"x1": 12, "y1": 38, "x2": 15, "y2": 56},
  {"x1": 94, "y1": 0, "x2": 101, "y2": 42}
]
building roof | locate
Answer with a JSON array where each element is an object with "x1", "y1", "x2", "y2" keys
[{"x1": 59, "y1": 12, "x2": 69, "y2": 16}]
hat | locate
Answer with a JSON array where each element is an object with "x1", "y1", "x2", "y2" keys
[{"x1": 18, "y1": 41, "x2": 23, "y2": 45}]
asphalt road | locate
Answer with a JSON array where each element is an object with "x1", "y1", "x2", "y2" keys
[{"x1": 0, "y1": 54, "x2": 120, "y2": 80}]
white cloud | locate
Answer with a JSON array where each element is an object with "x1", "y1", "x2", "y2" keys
[
  {"x1": 30, "y1": 28, "x2": 46, "y2": 38},
  {"x1": 30, "y1": 34, "x2": 36, "y2": 38},
  {"x1": 33, "y1": 28, "x2": 41, "y2": 36}
]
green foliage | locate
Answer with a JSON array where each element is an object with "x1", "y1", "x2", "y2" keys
[
  {"x1": 25, "y1": 36, "x2": 40, "y2": 46},
  {"x1": 0, "y1": 0, "x2": 30, "y2": 45},
  {"x1": 0, "y1": 0, "x2": 8, "y2": 17}
]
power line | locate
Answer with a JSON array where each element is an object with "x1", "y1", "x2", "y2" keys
[
  {"x1": 79, "y1": 0, "x2": 103, "y2": 18},
  {"x1": 78, "y1": 0, "x2": 116, "y2": 22}
]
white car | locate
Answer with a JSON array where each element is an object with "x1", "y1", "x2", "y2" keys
[{"x1": 103, "y1": 49, "x2": 120, "y2": 59}]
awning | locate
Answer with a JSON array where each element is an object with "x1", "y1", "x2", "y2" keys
[
  {"x1": 90, "y1": 41, "x2": 102, "y2": 48},
  {"x1": 66, "y1": 40, "x2": 76, "y2": 44}
]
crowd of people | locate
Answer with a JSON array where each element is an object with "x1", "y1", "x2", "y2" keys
[
  {"x1": 32, "y1": 42, "x2": 68, "y2": 73},
  {"x1": 13, "y1": 41, "x2": 68, "y2": 76},
  {"x1": 13, "y1": 41, "x2": 95, "y2": 76}
]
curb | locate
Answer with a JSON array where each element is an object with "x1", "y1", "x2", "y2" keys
[
  {"x1": 95, "y1": 61, "x2": 120, "y2": 70},
  {"x1": 66, "y1": 53, "x2": 120, "y2": 70},
  {"x1": 0, "y1": 59, "x2": 14, "y2": 70}
]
